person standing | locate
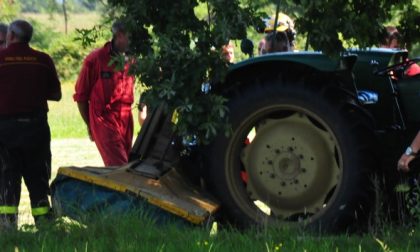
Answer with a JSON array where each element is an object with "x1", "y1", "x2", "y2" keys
[
  {"x1": 380, "y1": 26, "x2": 420, "y2": 77},
  {"x1": 0, "y1": 20, "x2": 61, "y2": 229},
  {"x1": 74, "y1": 21, "x2": 135, "y2": 166},
  {"x1": 0, "y1": 23, "x2": 8, "y2": 50},
  {"x1": 259, "y1": 13, "x2": 296, "y2": 55}
]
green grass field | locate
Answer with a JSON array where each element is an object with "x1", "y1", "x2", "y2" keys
[
  {"x1": 21, "y1": 12, "x2": 101, "y2": 34},
  {"x1": 48, "y1": 83, "x2": 141, "y2": 138},
  {"x1": 3, "y1": 212, "x2": 420, "y2": 251}
]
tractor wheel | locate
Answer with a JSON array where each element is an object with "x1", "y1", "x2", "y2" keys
[{"x1": 205, "y1": 79, "x2": 376, "y2": 232}]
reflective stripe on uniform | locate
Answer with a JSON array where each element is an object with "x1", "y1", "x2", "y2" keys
[
  {"x1": 31, "y1": 206, "x2": 49, "y2": 216},
  {"x1": 0, "y1": 206, "x2": 18, "y2": 214}
]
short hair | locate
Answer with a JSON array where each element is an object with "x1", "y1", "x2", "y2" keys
[
  {"x1": 9, "y1": 20, "x2": 33, "y2": 43},
  {"x1": 111, "y1": 21, "x2": 126, "y2": 37},
  {"x1": 0, "y1": 23, "x2": 8, "y2": 36}
]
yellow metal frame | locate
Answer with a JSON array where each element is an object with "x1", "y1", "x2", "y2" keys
[{"x1": 57, "y1": 167, "x2": 207, "y2": 224}]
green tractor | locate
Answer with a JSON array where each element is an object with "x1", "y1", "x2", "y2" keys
[
  {"x1": 201, "y1": 47, "x2": 420, "y2": 231},
  {"x1": 53, "y1": 43, "x2": 420, "y2": 232}
]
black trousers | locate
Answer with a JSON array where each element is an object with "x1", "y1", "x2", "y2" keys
[{"x1": 0, "y1": 113, "x2": 51, "y2": 226}]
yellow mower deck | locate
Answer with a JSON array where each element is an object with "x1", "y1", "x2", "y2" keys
[{"x1": 57, "y1": 164, "x2": 220, "y2": 225}]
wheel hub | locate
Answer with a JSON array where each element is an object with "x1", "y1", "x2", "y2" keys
[
  {"x1": 274, "y1": 151, "x2": 301, "y2": 180},
  {"x1": 240, "y1": 112, "x2": 341, "y2": 219}
]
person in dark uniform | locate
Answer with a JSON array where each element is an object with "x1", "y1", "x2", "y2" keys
[
  {"x1": 0, "y1": 23, "x2": 7, "y2": 51},
  {"x1": 0, "y1": 20, "x2": 61, "y2": 229}
]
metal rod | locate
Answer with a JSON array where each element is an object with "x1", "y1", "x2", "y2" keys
[{"x1": 271, "y1": 0, "x2": 281, "y2": 50}]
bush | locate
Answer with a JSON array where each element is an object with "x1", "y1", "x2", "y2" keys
[
  {"x1": 29, "y1": 19, "x2": 107, "y2": 82},
  {"x1": 47, "y1": 35, "x2": 91, "y2": 82}
]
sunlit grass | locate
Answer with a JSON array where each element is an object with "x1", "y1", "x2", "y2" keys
[
  {"x1": 20, "y1": 12, "x2": 101, "y2": 34},
  {"x1": 4, "y1": 211, "x2": 420, "y2": 251}
]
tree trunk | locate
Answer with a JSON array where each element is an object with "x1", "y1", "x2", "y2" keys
[{"x1": 62, "y1": 0, "x2": 68, "y2": 35}]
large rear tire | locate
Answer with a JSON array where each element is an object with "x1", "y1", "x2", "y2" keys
[{"x1": 205, "y1": 78, "x2": 376, "y2": 232}]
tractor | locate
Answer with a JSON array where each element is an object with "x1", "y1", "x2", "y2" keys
[
  {"x1": 51, "y1": 5, "x2": 420, "y2": 231},
  {"x1": 52, "y1": 41, "x2": 420, "y2": 232}
]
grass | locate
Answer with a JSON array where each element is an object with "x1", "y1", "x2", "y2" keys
[
  {"x1": 3, "y1": 211, "x2": 420, "y2": 252},
  {"x1": 48, "y1": 84, "x2": 87, "y2": 138},
  {"x1": 48, "y1": 83, "x2": 141, "y2": 139},
  {"x1": 20, "y1": 12, "x2": 101, "y2": 34}
]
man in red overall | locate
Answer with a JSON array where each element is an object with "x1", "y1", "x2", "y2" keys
[{"x1": 74, "y1": 21, "x2": 135, "y2": 166}]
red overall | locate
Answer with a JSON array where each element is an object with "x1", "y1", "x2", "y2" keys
[
  {"x1": 406, "y1": 63, "x2": 420, "y2": 77},
  {"x1": 74, "y1": 42, "x2": 134, "y2": 166}
]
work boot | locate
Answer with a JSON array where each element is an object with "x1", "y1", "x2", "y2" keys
[
  {"x1": 0, "y1": 214, "x2": 17, "y2": 231},
  {"x1": 33, "y1": 208, "x2": 55, "y2": 229}
]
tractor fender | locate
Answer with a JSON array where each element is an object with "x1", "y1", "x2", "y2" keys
[{"x1": 222, "y1": 52, "x2": 358, "y2": 96}]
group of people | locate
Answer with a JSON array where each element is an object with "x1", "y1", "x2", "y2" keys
[
  {"x1": 0, "y1": 14, "x2": 419, "y2": 230},
  {"x1": 0, "y1": 19, "x2": 135, "y2": 229}
]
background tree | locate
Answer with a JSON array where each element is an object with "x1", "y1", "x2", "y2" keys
[
  {"x1": 103, "y1": 0, "x2": 420, "y2": 144},
  {"x1": 106, "y1": 0, "x2": 265, "y2": 143},
  {"x1": 273, "y1": 0, "x2": 420, "y2": 55},
  {"x1": 0, "y1": 0, "x2": 20, "y2": 22}
]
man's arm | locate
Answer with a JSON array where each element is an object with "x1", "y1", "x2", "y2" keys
[
  {"x1": 398, "y1": 130, "x2": 420, "y2": 172},
  {"x1": 77, "y1": 102, "x2": 90, "y2": 126},
  {"x1": 77, "y1": 101, "x2": 93, "y2": 141},
  {"x1": 48, "y1": 91, "x2": 62, "y2": 101},
  {"x1": 74, "y1": 56, "x2": 96, "y2": 141}
]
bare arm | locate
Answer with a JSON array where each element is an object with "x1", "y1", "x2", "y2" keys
[
  {"x1": 398, "y1": 131, "x2": 420, "y2": 172},
  {"x1": 77, "y1": 102, "x2": 93, "y2": 141},
  {"x1": 138, "y1": 104, "x2": 147, "y2": 126},
  {"x1": 77, "y1": 102, "x2": 90, "y2": 126}
]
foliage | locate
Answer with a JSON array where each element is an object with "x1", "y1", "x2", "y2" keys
[
  {"x1": 48, "y1": 35, "x2": 92, "y2": 81},
  {"x1": 272, "y1": 0, "x2": 420, "y2": 55},
  {"x1": 18, "y1": 0, "x2": 99, "y2": 13},
  {"x1": 100, "y1": 0, "x2": 420, "y2": 144},
  {"x1": 27, "y1": 18, "x2": 107, "y2": 81},
  {"x1": 404, "y1": 182, "x2": 420, "y2": 220},
  {"x1": 29, "y1": 19, "x2": 60, "y2": 50},
  {"x1": 0, "y1": 0, "x2": 20, "y2": 22},
  {"x1": 105, "y1": 0, "x2": 265, "y2": 144}
]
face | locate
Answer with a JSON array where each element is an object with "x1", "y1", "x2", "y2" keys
[
  {"x1": 388, "y1": 38, "x2": 400, "y2": 49},
  {"x1": 222, "y1": 45, "x2": 234, "y2": 63},
  {"x1": 114, "y1": 31, "x2": 130, "y2": 53},
  {"x1": 263, "y1": 38, "x2": 290, "y2": 54}
]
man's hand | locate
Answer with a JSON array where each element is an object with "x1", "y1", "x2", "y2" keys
[
  {"x1": 397, "y1": 154, "x2": 415, "y2": 172},
  {"x1": 138, "y1": 103, "x2": 147, "y2": 126}
]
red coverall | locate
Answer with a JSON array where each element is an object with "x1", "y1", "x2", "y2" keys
[
  {"x1": 406, "y1": 63, "x2": 420, "y2": 77},
  {"x1": 74, "y1": 42, "x2": 134, "y2": 166}
]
